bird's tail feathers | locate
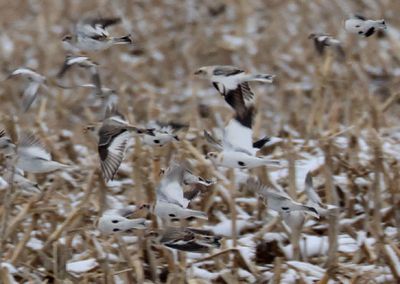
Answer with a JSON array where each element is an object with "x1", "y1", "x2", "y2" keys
[{"x1": 247, "y1": 74, "x2": 275, "y2": 83}]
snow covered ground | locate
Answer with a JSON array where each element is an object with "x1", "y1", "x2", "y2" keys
[{"x1": 0, "y1": 0, "x2": 399, "y2": 283}]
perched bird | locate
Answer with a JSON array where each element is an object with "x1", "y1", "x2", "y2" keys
[
  {"x1": 94, "y1": 104, "x2": 154, "y2": 182},
  {"x1": 345, "y1": 15, "x2": 386, "y2": 37},
  {"x1": 57, "y1": 55, "x2": 102, "y2": 96},
  {"x1": 308, "y1": 33, "x2": 345, "y2": 59},
  {"x1": 246, "y1": 177, "x2": 319, "y2": 218},
  {"x1": 304, "y1": 172, "x2": 338, "y2": 217},
  {"x1": 12, "y1": 132, "x2": 70, "y2": 173},
  {"x1": 142, "y1": 121, "x2": 188, "y2": 147},
  {"x1": 62, "y1": 17, "x2": 132, "y2": 52},
  {"x1": 97, "y1": 208, "x2": 147, "y2": 235},
  {"x1": 7, "y1": 68, "x2": 49, "y2": 111},
  {"x1": 154, "y1": 161, "x2": 208, "y2": 222},
  {"x1": 149, "y1": 226, "x2": 221, "y2": 253}
]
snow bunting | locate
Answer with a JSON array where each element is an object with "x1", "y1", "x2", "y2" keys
[
  {"x1": 308, "y1": 33, "x2": 345, "y2": 59},
  {"x1": 345, "y1": 15, "x2": 386, "y2": 37},
  {"x1": 97, "y1": 209, "x2": 147, "y2": 235},
  {"x1": 7, "y1": 68, "x2": 49, "y2": 111},
  {"x1": 3, "y1": 167, "x2": 41, "y2": 194},
  {"x1": 194, "y1": 65, "x2": 274, "y2": 116},
  {"x1": 160, "y1": 160, "x2": 215, "y2": 186},
  {"x1": 246, "y1": 177, "x2": 319, "y2": 218},
  {"x1": 2, "y1": 132, "x2": 70, "y2": 173},
  {"x1": 62, "y1": 17, "x2": 132, "y2": 52},
  {"x1": 204, "y1": 122, "x2": 280, "y2": 169},
  {"x1": 304, "y1": 172, "x2": 338, "y2": 217},
  {"x1": 142, "y1": 121, "x2": 188, "y2": 147},
  {"x1": 57, "y1": 55, "x2": 102, "y2": 96},
  {"x1": 154, "y1": 161, "x2": 208, "y2": 222},
  {"x1": 95, "y1": 104, "x2": 154, "y2": 182},
  {"x1": 149, "y1": 226, "x2": 221, "y2": 253}
]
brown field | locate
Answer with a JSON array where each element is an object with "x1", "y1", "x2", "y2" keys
[{"x1": 0, "y1": 0, "x2": 400, "y2": 283}]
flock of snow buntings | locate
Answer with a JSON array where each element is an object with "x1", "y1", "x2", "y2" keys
[{"x1": 0, "y1": 15, "x2": 387, "y2": 252}]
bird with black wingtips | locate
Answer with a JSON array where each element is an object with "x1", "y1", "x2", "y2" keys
[
  {"x1": 62, "y1": 17, "x2": 132, "y2": 52},
  {"x1": 308, "y1": 33, "x2": 345, "y2": 59},
  {"x1": 345, "y1": 15, "x2": 386, "y2": 37},
  {"x1": 246, "y1": 177, "x2": 320, "y2": 219},
  {"x1": 153, "y1": 161, "x2": 208, "y2": 222},
  {"x1": 97, "y1": 208, "x2": 147, "y2": 235},
  {"x1": 194, "y1": 65, "x2": 274, "y2": 118},
  {"x1": 6, "y1": 68, "x2": 49, "y2": 111},
  {"x1": 304, "y1": 172, "x2": 338, "y2": 217},
  {"x1": 149, "y1": 226, "x2": 221, "y2": 253},
  {"x1": 159, "y1": 160, "x2": 215, "y2": 187},
  {"x1": 0, "y1": 131, "x2": 70, "y2": 173},
  {"x1": 141, "y1": 121, "x2": 188, "y2": 147},
  {"x1": 202, "y1": 85, "x2": 280, "y2": 169},
  {"x1": 94, "y1": 104, "x2": 154, "y2": 182},
  {"x1": 57, "y1": 55, "x2": 103, "y2": 96}
]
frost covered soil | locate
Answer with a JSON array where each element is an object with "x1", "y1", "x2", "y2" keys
[{"x1": 0, "y1": 0, "x2": 400, "y2": 283}]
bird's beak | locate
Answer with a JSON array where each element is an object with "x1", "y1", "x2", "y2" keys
[{"x1": 194, "y1": 70, "x2": 202, "y2": 75}]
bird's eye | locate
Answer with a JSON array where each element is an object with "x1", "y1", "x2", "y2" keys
[
  {"x1": 169, "y1": 214, "x2": 176, "y2": 217},
  {"x1": 112, "y1": 228, "x2": 120, "y2": 232},
  {"x1": 382, "y1": 21, "x2": 385, "y2": 24},
  {"x1": 112, "y1": 220, "x2": 119, "y2": 223},
  {"x1": 153, "y1": 139, "x2": 160, "y2": 144}
]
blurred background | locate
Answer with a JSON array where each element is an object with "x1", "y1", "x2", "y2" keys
[{"x1": 0, "y1": 0, "x2": 399, "y2": 283}]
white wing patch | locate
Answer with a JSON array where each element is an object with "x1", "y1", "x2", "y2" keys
[{"x1": 223, "y1": 119, "x2": 254, "y2": 154}]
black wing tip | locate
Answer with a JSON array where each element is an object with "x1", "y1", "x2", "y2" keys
[
  {"x1": 354, "y1": 14, "x2": 367, "y2": 21},
  {"x1": 253, "y1": 136, "x2": 271, "y2": 149}
]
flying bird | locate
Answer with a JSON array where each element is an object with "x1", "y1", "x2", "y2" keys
[
  {"x1": 308, "y1": 33, "x2": 345, "y2": 59},
  {"x1": 160, "y1": 160, "x2": 215, "y2": 187},
  {"x1": 0, "y1": 131, "x2": 70, "y2": 173},
  {"x1": 142, "y1": 121, "x2": 188, "y2": 147},
  {"x1": 149, "y1": 226, "x2": 221, "y2": 253},
  {"x1": 94, "y1": 104, "x2": 154, "y2": 182},
  {"x1": 154, "y1": 161, "x2": 208, "y2": 222},
  {"x1": 7, "y1": 68, "x2": 49, "y2": 111},
  {"x1": 62, "y1": 17, "x2": 132, "y2": 52},
  {"x1": 194, "y1": 65, "x2": 274, "y2": 119},
  {"x1": 57, "y1": 55, "x2": 102, "y2": 96},
  {"x1": 97, "y1": 208, "x2": 147, "y2": 235},
  {"x1": 3, "y1": 166, "x2": 41, "y2": 195},
  {"x1": 246, "y1": 177, "x2": 319, "y2": 218},
  {"x1": 304, "y1": 172, "x2": 338, "y2": 217},
  {"x1": 345, "y1": 15, "x2": 386, "y2": 37}
]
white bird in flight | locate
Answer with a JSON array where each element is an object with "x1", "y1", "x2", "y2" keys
[
  {"x1": 154, "y1": 161, "x2": 208, "y2": 222},
  {"x1": 0, "y1": 130, "x2": 70, "y2": 173},
  {"x1": 7, "y1": 68, "x2": 49, "y2": 112},
  {"x1": 345, "y1": 15, "x2": 386, "y2": 37},
  {"x1": 246, "y1": 177, "x2": 319, "y2": 218},
  {"x1": 97, "y1": 208, "x2": 147, "y2": 235},
  {"x1": 197, "y1": 66, "x2": 279, "y2": 169},
  {"x1": 62, "y1": 17, "x2": 132, "y2": 52}
]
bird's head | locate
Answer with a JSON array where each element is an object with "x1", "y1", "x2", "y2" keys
[
  {"x1": 82, "y1": 124, "x2": 97, "y2": 133},
  {"x1": 194, "y1": 66, "x2": 212, "y2": 77}
]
